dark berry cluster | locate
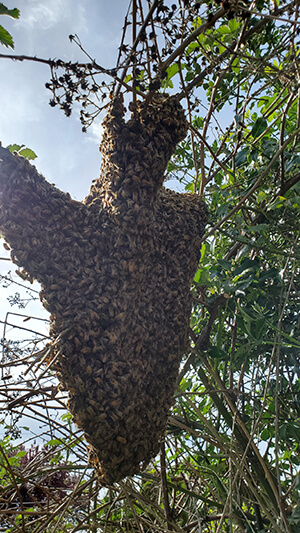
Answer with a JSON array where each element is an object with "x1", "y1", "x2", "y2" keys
[{"x1": 45, "y1": 59, "x2": 113, "y2": 131}]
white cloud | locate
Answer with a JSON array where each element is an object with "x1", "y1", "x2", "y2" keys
[
  {"x1": 20, "y1": 0, "x2": 73, "y2": 30},
  {"x1": 88, "y1": 121, "x2": 104, "y2": 144},
  {"x1": 10, "y1": 0, "x2": 89, "y2": 58}
]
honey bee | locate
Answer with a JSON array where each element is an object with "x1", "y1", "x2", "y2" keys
[{"x1": 0, "y1": 94, "x2": 207, "y2": 486}]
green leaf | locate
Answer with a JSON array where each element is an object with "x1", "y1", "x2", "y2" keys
[
  {"x1": 218, "y1": 24, "x2": 231, "y2": 35},
  {"x1": 15, "y1": 450, "x2": 26, "y2": 458},
  {"x1": 268, "y1": 196, "x2": 286, "y2": 210},
  {"x1": 7, "y1": 143, "x2": 24, "y2": 152},
  {"x1": 19, "y1": 148, "x2": 37, "y2": 160},
  {"x1": 228, "y1": 18, "x2": 240, "y2": 32},
  {"x1": 235, "y1": 147, "x2": 249, "y2": 166},
  {"x1": 46, "y1": 438, "x2": 62, "y2": 446},
  {"x1": 251, "y1": 117, "x2": 267, "y2": 139},
  {"x1": 0, "y1": 24, "x2": 14, "y2": 48},
  {"x1": 216, "y1": 202, "x2": 230, "y2": 216},
  {"x1": 261, "y1": 137, "x2": 277, "y2": 157},
  {"x1": 256, "y1": 190, "x2": 268, "y2": 203},
  {"x1": 261, "y1": 428, "x2": 271, "y2": 440},
  {"x1": 61, "y1": 412, "x2": 73, "y2": 421},
  {"x1": 6, "y1": 144, "x2": 37, "y2": 160},
  {"x1": 217, "y1": 259, "x2": 232, "y2": 270},
  {"x1": 167, "y1": 160, "x2": 177, "y2": 172},
  {"x1": 194, "y1": 268, "x2": 211, "y2": 286},
  {"x1": 200, "y1": 243, "x2": 206, "y2": 261},
  {"x1": 208, "y1": 347, "x2": 228, "y2": 359},
  {"x1": 166, "y1": 63, "x2": 179, "y2": 79},
  {"x1": 233, "y1": 259, "x2": 259, "y2": 276},
  {"x1": 246, "y1": 224, "x2": 269, "y2": 232},
  {"x1": 256, "y1": 268, "x2": 279, "y2": 282},
  {"x1": 8, "y1": 456, "x2": 18, "y2": 465},
  {"x1": 185, "y1": 71, "x2": 194, "y2": 82},
  {"x1": 0, "y1": 4, "x2": 20, "y2": 18},
  {"x1": 185, "y1": 182, "x2": 194, "y2": 192}
]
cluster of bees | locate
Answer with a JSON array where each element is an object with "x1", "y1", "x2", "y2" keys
[{"x1": 0, "y1": 95, "x2": 207, "y2": 485}]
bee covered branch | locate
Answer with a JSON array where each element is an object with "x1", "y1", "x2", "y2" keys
[{"x1": 0, "y1": 95, "x2": 207, "y2": 485}]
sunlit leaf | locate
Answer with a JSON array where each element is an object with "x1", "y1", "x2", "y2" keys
[
  {"x1": 0, "y1": 23, "x2": 13, "y2": 48},
  {"x1": 0, "y1": 4, "x2": 20, "y2": 18},
  {"x1": 19, "y1": 148, "x2": 37, "y2": 160}
]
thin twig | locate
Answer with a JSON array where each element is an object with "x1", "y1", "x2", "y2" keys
[{"x1": 160, "y1": 440, "x2": 173, "y2": 531}]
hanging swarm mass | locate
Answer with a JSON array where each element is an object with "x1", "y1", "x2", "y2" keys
[{"x1": 0, "y1": 95, "x2": 206, "y2": 485}]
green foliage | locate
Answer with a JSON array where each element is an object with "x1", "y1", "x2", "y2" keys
[
  {"x1": 162, "y1": 2, "x2": 300, "y2": 531},
  {"x1": 0, "y1": 3, "x2": 19, "y2": 49},
  {"x1": 6, "y1": 143, "x2": 37, "y2": 160},
  {"x1": 0, "y1": 24, "x2": 13, "y2": 48},
  {"x1": 0, "y1": 3, "x2": 19, "y2": 18}
]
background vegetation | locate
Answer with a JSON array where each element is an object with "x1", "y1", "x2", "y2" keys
[{"x1": 0, "y1": 1, "x2": 299, "y2": 532}]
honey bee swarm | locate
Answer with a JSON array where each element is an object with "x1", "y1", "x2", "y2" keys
[{"x1": 0, "y1": 95, "x2": 207, "y2": 485}]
